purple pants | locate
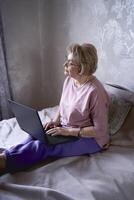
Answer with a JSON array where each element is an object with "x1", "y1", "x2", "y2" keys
[{"x1": 5, "y1": 136, "x2": 102, "y2": 173}]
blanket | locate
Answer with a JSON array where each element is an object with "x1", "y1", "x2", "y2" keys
[
  {"x1": 0, "y1": 147, "x2": 134, "y2": 200},
  {"x1": 0, "y1": 105, "x2": 134, "y2": 200}
]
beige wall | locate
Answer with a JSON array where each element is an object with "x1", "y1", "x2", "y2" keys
[{"x1": 1, "y1": 0, "x2": 134, "y2": 110}]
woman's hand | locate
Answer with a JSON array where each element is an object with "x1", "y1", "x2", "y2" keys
[
  {"x1": 43, "y1": 121, "x2": 59, "y2": 131},
  {"x1": 43, "y1": 110, "x2": 61, "y2": 131},
  {"x1": 46, "y1": 127, "x2": 71, "y2": 136}
]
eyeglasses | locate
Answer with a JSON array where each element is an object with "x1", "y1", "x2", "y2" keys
[{"x1": 63, "y1": 60, "x2": 79, "y2": 67}]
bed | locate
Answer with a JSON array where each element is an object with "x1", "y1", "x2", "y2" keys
[{"x1": 0, "y1": 84, "x2": 134, "y2": 200}]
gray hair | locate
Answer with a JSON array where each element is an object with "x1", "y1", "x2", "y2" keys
[{"x1": 66, "y1": 43, "x2": 98, "y2": 76}]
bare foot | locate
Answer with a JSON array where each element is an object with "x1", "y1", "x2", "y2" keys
[{"x1": 0, "y1": 153, "x2": 6, "y2": 171}]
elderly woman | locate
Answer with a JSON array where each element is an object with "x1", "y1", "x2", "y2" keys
[{"x1": 0, "y1": 43, "x2": 110, "y2": 173}]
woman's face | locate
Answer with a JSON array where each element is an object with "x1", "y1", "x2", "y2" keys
[{"x1": 64, "y1": 53, "x2": 80, "y2": 78}]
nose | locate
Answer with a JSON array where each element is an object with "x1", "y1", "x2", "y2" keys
[{"x1": 63, "y1": 61, "x2": 68, "y2": 68}]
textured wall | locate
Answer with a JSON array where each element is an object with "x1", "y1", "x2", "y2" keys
[
  {"x1": 62, "y1": 0, "x2": 134, "y2": 92},
  {"x1": 1, "y1": 0, "x2": 134, "y2": 110}
]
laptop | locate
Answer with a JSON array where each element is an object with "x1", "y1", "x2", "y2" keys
[{"x1": 8, "y1": 100, "x2": 79, "y2": 145}]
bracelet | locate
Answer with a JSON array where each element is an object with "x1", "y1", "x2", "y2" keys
[{"x1": 78, "y1": 128, "x2": 83, "y2": 137}]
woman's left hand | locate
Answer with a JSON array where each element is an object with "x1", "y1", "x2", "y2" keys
[{"x1": 46, "y1": 127, "x2": 70, "y2": 136}]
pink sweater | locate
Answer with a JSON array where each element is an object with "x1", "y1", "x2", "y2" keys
[{"x1": 59, "y1": 76, "x2": 110, "y2": 147}]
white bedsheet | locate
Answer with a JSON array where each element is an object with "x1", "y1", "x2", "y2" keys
[
  {"x1": 0, "y1": 106, "x2": 134, "y2": 200},
  {"x1": 0, "y1": 106, "x2": 59, "y2": 149}
]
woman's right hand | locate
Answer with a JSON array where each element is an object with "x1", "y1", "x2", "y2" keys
[{"x1": 43, "y1": 121, "x2": 59, "y2": 131}]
